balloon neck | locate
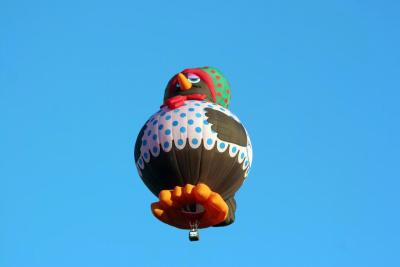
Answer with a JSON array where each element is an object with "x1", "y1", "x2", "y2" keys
[{"x1": 181, "y1": 203, "x2": 205, "y2": 220}]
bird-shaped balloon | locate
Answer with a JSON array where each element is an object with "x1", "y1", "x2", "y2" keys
[{"x1": 134, "y1": 66, "x2": 252, "y2": 239}]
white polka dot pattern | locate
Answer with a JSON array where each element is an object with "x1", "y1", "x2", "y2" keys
[{"x1": 136, "y1": 100, "x2": 253, "y2": 175}]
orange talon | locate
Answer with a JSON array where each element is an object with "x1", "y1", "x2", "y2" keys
[
  {"x1": 151, "y1": 203, "x2": 169, "y2": 224},
  {"x1": 193, "y1": 183, "x2": 212, "y2": 203},
  {"x1": 171, "y1": 186, "x2": 184, "y2": 206},
  {"x1": 183, "y1": 184, "x2": 195, "y2": 202},
  {"x1": 159, "y1": 190, "x2": 173, "y2": 208}
]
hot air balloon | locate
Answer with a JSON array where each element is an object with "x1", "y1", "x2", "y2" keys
[{"x1": 134, "y1": 66, "x2": 252, "y2": 241}]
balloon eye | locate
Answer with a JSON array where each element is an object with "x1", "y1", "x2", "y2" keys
[
  {"x1": 176, "y1": 82, "x2": 180, "y2": 88},
  {"x1": 188, "y1": 77, "x2": 200, "y2": 83},
  {"x1": 187, "y1": 74, "x2": 201, "y2": 84}
]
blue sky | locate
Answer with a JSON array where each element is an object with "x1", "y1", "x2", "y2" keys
[{"x1": 1, "y1": 0, "x2": 399, "y2": 266}]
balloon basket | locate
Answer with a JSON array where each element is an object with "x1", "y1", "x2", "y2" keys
[{"x1": 189, "y1": 229, "x2": 199, "y2": 241}]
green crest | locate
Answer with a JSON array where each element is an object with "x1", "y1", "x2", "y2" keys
[{"x1": 200, "y1": 66, "x2": 231, "y2": 108}]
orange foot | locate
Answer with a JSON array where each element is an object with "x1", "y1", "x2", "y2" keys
[{"x1": 151, "y1": 183, "x2": 229, "y2": 229}]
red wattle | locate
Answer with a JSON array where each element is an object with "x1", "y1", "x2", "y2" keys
[{"x1": 161, "y1": 94, "x2": 207, "y2": 110}]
